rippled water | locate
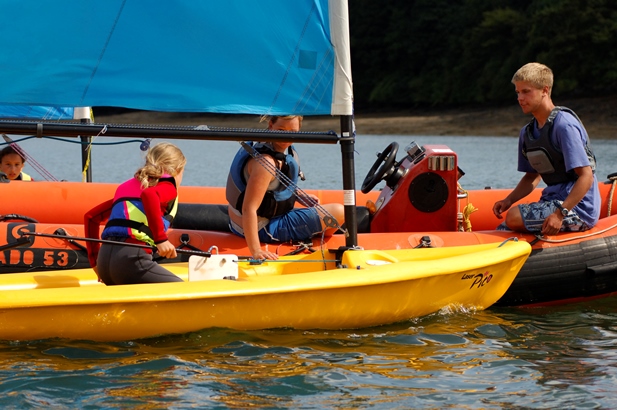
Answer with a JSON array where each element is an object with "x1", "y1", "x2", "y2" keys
[
  {"x1": 3, "y1": 133, "x2": 617, "y2": 408},
  {"x1": 1, "y1": 299, "x2": 616, "y2": 408}
]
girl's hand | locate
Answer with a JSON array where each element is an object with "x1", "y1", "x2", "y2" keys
[{"x1": 156, "y1": 240, "x2": 177, "y2": 259}]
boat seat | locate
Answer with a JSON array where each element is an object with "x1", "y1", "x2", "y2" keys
[
  {"x1": 339, "y1": 206, "x2": 371, "y2": 234},
  {"x1": 173, "y1": 204, "x2": 231, "y2": 231},
  {"x1": 173, "y1": 203, "x2": 372, "y2": 234},
  {"x1": 340, "y1": 249, "x2": 400, "y2": 270}
]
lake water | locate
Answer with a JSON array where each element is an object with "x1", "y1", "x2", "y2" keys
[
  {"x1": 11, "y1": 133, "x2": 617, "y2": 191},
  {"x1": 3, "y1": 132, "x2": 617, "y2": 408}
]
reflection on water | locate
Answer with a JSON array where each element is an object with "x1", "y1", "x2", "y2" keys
[
  {"x1": 1, "y1": 298, "x2": 617, "y2": 408},
  {"x1": 3, "y1": 134, "x2": 617, "y2": 407}
]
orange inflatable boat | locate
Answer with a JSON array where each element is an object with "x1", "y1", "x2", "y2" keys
[{"x1": 2, "y1": 142, "x2": 616, "y2": 307}]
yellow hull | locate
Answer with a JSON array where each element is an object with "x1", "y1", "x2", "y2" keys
[{"x1": 0, "y1": 241, "x2": 530, "y2": 341}]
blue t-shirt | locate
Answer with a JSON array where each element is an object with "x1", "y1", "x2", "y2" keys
[{"x1": 517, "y1": 110, "x2": 600, "y2": 228}]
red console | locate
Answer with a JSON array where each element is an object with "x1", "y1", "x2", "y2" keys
[{"x1": 369, "y1": 143, "x2": 459, "y2": 233}]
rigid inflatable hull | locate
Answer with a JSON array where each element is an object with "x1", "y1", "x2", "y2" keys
[{"x1": 1, "y1": 165, "x2": 617, "y2": 307}]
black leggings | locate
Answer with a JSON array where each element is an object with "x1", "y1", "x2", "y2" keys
[{"x1": 97, "y1": 243, "x2": 183, "y2": 285}]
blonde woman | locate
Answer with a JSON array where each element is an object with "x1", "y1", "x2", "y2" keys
[{"x1": 226, "y1": 115, "x2": 344, "y2": 260}]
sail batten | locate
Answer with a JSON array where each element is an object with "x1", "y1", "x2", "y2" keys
[{"x1": 0, "y1": 0, "x2": 352, "y2": 116}]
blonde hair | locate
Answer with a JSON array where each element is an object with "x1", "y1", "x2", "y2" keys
[
  {"x1": 134, "y1": 142, "x2": 186, "y2": 189},
  {"x1": 512, "y1": 62, "x2": 554, "y2": 96},
  {"x1": 260, "y1": 115, "x2": 303, "y2": 128}
]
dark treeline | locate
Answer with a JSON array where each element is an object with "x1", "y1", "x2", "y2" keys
[{"x1": 349, "y1": 0, "x2": 617, "y2": 110}]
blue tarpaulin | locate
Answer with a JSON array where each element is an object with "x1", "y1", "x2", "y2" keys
[{"x1": 0, "y1": 106, "x2": 74, "y2": 120}]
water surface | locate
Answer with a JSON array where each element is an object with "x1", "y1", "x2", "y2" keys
[
  {"x1": 1, "y1": 300, "x2": 616, "y2": 408},
  {"x1": 2, "y1": 133, "x2": 617, "y2": 408},
  {"x1": 11, "y1": 134, "x2": 617, "y2": 191}
]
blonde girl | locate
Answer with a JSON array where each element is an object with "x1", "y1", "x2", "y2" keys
[{"x1": 85, "y1": 142, "x2": 187, "y2": 285}]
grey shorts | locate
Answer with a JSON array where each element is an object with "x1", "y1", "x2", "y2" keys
[
  {"x1": 97, "y1": 242, "x2": 183, "y2": 286},
  {"x1": 518, "y1": 200, "x2": 589, "y2": 233}
]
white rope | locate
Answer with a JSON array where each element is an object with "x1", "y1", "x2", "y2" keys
[
  {"x1": 607, "y1": 176, "x2": 617, "y2": 217},
  {"x1": 537, "y1": 176, "x2": 617, "y2": 243},
  {"x1": 534, "y1": 221, "x2": 617, "y2": 244}
]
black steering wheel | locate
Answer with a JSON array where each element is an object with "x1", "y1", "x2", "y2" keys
[{"x1": 361, "y1": 142, "x2": 399, "y2": 193}]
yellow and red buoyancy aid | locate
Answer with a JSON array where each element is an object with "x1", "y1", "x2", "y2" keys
[
  {"x1": 102, "y1": 176, "x2": 178, "y2": 246},
  {"x1": 16, "y1": 172, "x2": 32, "y2": 181}
]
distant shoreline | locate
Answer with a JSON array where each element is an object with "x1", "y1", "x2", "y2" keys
[{"x1": 96, "y1": 95, "x2": 617, "y2": 139}]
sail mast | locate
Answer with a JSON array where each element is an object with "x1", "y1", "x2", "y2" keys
[{"x1": 329, "y1": 0, "x2": 357, "y2": 247}]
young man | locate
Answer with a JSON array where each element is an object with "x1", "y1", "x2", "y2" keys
[
  {"x1": 492, "y1": 62, "x2": 600, "y2": 235},
  {"x1": 226, "y1": 115, "x2": 344, "y2": 260}
]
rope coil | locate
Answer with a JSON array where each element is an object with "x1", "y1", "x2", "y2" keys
[{"x1": 607, "y1": 175, "x2": 617, "y2": 217}]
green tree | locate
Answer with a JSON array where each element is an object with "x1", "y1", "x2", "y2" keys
[{"x1": 349, "y1": 0, "x2": 617, "y2": 108}]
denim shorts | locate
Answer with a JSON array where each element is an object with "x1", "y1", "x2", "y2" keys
[
  {"x1": 518, "y1": 200, "x2": 589, "y2": 232},
  {"x1": 258, "y1": 208, "x2": 323, "y2": 243}
]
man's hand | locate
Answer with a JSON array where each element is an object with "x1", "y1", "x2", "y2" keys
[
  {"x1": 493, "y1": 198, "x2": 512, "y2": 219},
  {"x1": 541, "y1": 212, "x2": 563, "y2": 236}
]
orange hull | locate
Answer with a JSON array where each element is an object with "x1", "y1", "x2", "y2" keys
[
  {"x1": 0, "y1": 181, "x2": 378, "y2": 225},
  {"x1": 2, "y1": 182, "x2": 617, "y2": 307},
  {"x1": 2, "y1": 142, "x2": 617, "y2": 307}
]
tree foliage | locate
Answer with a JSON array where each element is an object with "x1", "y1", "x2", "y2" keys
[{"x1": 349, "y1": 0, "x2": 617, "y2": 109}]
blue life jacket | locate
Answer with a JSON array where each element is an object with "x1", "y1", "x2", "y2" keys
[{"x1": 226, "y1": 142, "x2": 301, "y2": 219}]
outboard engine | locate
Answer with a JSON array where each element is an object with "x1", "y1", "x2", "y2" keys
[{"x1": 364, "y1": 141, "x2": 459, "y2": 233}]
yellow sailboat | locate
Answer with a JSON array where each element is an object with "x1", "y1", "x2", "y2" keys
[{"x1": 0, "y1": 241, "x2": 530, "y2": 341}]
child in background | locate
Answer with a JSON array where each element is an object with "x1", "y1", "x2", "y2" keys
[{"x1": 0, "y1": 146, "x2": 33, "y2": 180}]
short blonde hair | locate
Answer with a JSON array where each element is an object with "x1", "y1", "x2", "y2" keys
[
  {"x1": 134, "y1": 142, "x2": 186, "y2": 189},
  {"x1": 512, "y1": 62, "x2": 553, "y2": 95},
  {"x1": 260, "y1": 115, "x2": 303, "y2": 128}
]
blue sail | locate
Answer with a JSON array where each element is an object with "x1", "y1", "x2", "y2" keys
[
  {"x1": 0, "y1": 1, "x2": 352, "y2": 116},
  {"x1": 0, "y1": 106, "x2": 74, "y2": 120}
]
